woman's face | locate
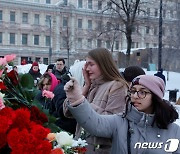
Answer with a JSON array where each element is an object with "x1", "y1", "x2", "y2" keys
[
  {"x1": 42, "y1": 78, "x2": 51, "y2": 91},
  {"x1": 85, "y1": 57, "x2": 102, "y2": 80},
  {"x1": 130, "y1": 85, "x2": 153, "y2": 114}
]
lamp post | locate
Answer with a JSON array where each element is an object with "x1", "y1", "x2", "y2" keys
[
  {"x1": 158, "y1": 0, "x2": 163, "y2": 71},
  {"x1": 48, "y1": 17, "x2": 52, "y2": 64}
]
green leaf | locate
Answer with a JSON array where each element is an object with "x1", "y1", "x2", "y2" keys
[{"x1": 20, "y1": 73, "x2": 34, "y2": 88}]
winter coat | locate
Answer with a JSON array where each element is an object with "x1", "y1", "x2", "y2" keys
[
  {"x1": 52, "y1": 67, "x2": 69, "y2": 82},
  {"x1": 68, "y1": 100, "x2": 180, "y2": 154},
  {"x1": 64, "y1": 77, "x2": 128, "y2": 153},
  {"x1": 28, "y1": 68, "x2": 42, "y2": 81},
  {"x1": 49, "y1": 81, "x2": 77, "y2": 134}
]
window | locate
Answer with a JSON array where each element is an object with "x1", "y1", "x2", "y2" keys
[
  {"x1": 78, "y1": 0, "x2": 83, "y2": 8},
  {"x1": 46, "y1": 36, "x2": 50, "y2": 46},
  {"x1": 64, "y1": 0, "x2": 68, "y2": 5},
  {"x1": 78, "y1": 19, "x2": 82, "y2": 29},
  {"x1": 77, "y1": 38, "x2": 82, "y2": 48},
  {"x1": 10, "y1": 33, "x2": 15, "y2": 44},
  {"x1": 0, "y1": 32, "x2": 2, "y2": 43},
  {"x1": 10, "y1": 11, "x2": 15, "y2": 22},
  {"x1": 106, "y1": 40, "x2": 111, "y2": 49},
  {"x1": 146, "y1": 26, "x2": 150, "y2": 34},
  {"x1": 88, "y1": 20, "x2": 92, "y2": 29},
  {"x1": 98, "y1": 1, "x2": 102, "y2": 10},
  {"x1": 34, "y1": 35, "x2": 39, "y2": 45},
  {"x1": 97, "y1": 21, "x2": 102, "y2": 30},
  {"x1": 97, "y1": 39, "x2": 101, "y2": 47},
  {"x1": 22, "y1": 13, "x2": 28, "y2": 23},
  {"x1": 154, "y1": 27, "x2": 158, "y2": 35},
  {"x1": 136, "y1": 42, "x2": 139, "y2": 48},
  {"x1": 87, "y1": 39, "x2": 92, "y2": 48},
  {"x1": 154, "y1": 8, "x2": 158, "y2": 17},
  {"x1": 107, "y1": 2, "x2": 112, "y2": 8},
  {"x1": 162, "y1": 27, "x2": 165, "y2": 36},
  {"x1": 0, "y1": 10, "x2": 2, "y2": 21},
  {"x1": 146, "y1": 8, "x2": 150, "y2": 16},
  {"x1": 46, "y1": 15, "x2": 51, "y2": 26},
  {"x1": 163, "y1": 10, "x2": 166, "y2": 18},
  {"x1": 88, "y1": 0, "x2": 92, "y2": 9},
  {"x1": 146, "y1": 43, "x2": 149, "y2": 48},
  {"x1": 107, "y1": 22, "x2": 111, "y2": 31},
  {"x1": 115, "y1": 41, "x2": 119, "y2": 50},
  {"x1": 170, "y1": 10, "x2": 173, "y2": 18},
  {"x1": 62, "y1": 37, "x2": 68, "y2": 48},
  {"x1": 22, "y1": 34, "x2": 28, "y2": 45},
  {"x1": 34, "y1": 14, "x2": 39, "y2": 25},
  {"x1": 63, "y1": 17, "x2": 68, "y2": 27},
  {"x1": 46, "y1": 0, "x2": 50, "y2": 4}
]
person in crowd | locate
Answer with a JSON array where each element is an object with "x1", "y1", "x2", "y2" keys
[
  {"x1": 35, "y1": 72, "x2": 77, "y2": 134},
  {"x1": 69, "y1": 60, "x2": 86, "y2": 87},
  {"x1": 64, "y1": 75, "x2": 180, "y2": 154},
  {"x1": 64, "y1": 48, "x2": 128, "y2": 154},
  {"x1": 52, "y1": 58, "x2": 69, "y2": 82},
  {"x1": 46, "y1": 64, "x2": 55, "y2": 73},
  {"x1": 122, "y1": 66, "x2": 145, "y2": 85},
  {"x1": 28, "y1": 61, "x2": 42, "y2": 86},
  {"x1": 21, "y1": 59, "x2": 27, "y2": 65},
  {"x1": 154, "y1": 68, "x2": 166, "y2": 85}
]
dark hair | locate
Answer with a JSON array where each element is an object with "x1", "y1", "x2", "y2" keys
[
  {"x1": 56, "y1": 58, "x2": 65, "y2": 64},
  {"x1": 123, "y1": 93, "x2": 178, "y2": 129},
  {"x1": 152, "y1": 94, "x2": 178, "y2": 129}
]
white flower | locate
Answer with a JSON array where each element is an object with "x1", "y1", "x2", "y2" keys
[
  {"x1": 72, "y1": 138, "x2": 88, "y2": 147},
  {"x1": 55, "y1": 131, "x2": 74, "y2": 147},
  {"x1": 0, "y1": 92, "x2": 5, "y2": 99}
]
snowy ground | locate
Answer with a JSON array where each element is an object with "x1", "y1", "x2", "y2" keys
[{"x1": 13, "y1": 64, "x2": 180, "y2": 125}]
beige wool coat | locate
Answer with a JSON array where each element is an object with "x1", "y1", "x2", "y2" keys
[{"x1": 64, "y1": 77, "x2": 128, "y2": 154}]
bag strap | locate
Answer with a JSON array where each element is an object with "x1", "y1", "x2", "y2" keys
[{"x1": 127, "y1": 121, "x2": 131, "y2": 154}]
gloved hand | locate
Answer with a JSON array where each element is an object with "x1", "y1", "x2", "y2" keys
[{"x1": 64, "y1": 77, "x2": 84, "y2": 104}]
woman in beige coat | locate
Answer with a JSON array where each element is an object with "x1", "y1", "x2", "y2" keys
[{"x1": 64, "y1": 48, "x2": 128, "y2": 154}]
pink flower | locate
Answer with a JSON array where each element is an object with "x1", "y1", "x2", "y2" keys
[
  {"x1": 42, "y1": 90, "x2": 54, "y2": 99},
  {"x1": 0, "y1": 98, "x2": 5, "y2": 110},
  {"x1": 0, "y1": 58, "x2": 7, "y2": 66},
  {"x1": 4, "y1": 54, "x2": 16, "y2": 63}
]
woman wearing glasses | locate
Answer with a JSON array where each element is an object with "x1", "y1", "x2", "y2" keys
[{"x1": 64, "y1": 75, "x2": 180, "y2": 154}]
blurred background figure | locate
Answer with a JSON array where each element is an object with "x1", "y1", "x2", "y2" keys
[
  {"x1": 52, "y1": 58, "x2": 69, "y2": 82},
  {"x1": 69, "y1": 60, "x2": 86, "y2": 87},
  {"x1": 122, "y1": 66, "x2": 145, "y2": 85},
  {"x1": 46, "y1": 64, "x2": 55, "y2": 73},
  {"x1": 28, "y1": 61, "x2": 42, "y2": 86},
  {"x1": 154, "y1": 68, "x2": 166, "y2": 85},
  {"x1": 21, "y1": 58, "x2": 27, "y2": 65}
]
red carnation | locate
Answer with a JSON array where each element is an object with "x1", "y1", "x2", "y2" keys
[
  {"x1": 7, "y1": 70, "x2": 19, "y2": 86},
  {"x1": 0, "y1": 82, "x2": 7, "y2": 90}
]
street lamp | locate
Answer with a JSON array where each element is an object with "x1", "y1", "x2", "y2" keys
[{"x1": 158, "y1": 0, "x2": 163, "y2": 71}]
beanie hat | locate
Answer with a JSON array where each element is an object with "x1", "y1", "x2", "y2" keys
[
  {"x1": 46, "y1": 64, "x2": 54, "y2": 72},
  {"x1": 123, "y1": 66, "x2": 145, "y2": 82},
  {"x1": 131, "y1": 75, "x2": 165, "y2": 99},
  {"x1": 32, "y1": 61, "x2": 39, "y2": 67}
]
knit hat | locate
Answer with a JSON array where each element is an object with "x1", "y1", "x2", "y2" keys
[
  {"x1": 131, "y1": 75, "x2": 165, "y2": 99},
  {"x1": 32, "y1": 61, "x2": 39, "y2": 67},
  {"x1": 123, "y1": 66, "x2": 145, "y2": 82},
  {"x1": 46, "y1": 64, "x2": 54, "y2": 72}
]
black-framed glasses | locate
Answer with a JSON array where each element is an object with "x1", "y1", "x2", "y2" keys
[{"x1": 129, "y1": 89, "x2": 151, "y2": 99}]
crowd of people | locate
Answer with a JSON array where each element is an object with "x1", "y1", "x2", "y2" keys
[{"x1": 10, "y1": 47, "x2": 180, "y2": 154}]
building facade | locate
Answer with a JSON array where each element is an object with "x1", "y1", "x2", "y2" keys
[{"x1": 0, "y1": 0, "x2": 179, "y2": 65}]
